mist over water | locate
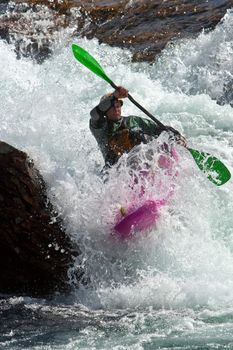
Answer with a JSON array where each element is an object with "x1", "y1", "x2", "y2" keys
[{"x1": 1, "y1": 8, "x2": 233, "y2": 350}]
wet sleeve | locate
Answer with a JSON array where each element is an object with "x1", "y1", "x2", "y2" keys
[
  {"x1": 90, "y1": 106, "x2": 105, "y2": 129},
  {"x1": 90, "y1": 95, "x2": 115, "y2": 129},
  {"x1": 139, "y1": 118, "x2": 185, "y2": 145},
  {"x1": 138, "y1": 117, "x2": 164, "y2": 137}
]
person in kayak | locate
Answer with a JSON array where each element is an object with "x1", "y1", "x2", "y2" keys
[{"x1": 90, "y1": 86, "x2": 186, "y2": 167}]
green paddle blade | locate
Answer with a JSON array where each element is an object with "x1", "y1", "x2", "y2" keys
[
  {"x1": 72, "y1": 44, "x2": 113, "y2": 85},
  {"x1": 188, "y1": 148, "x2": 231, "y2": 186}
]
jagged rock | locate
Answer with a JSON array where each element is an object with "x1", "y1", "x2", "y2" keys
[
  {"x1": 0, "y1": 0, "x2": 232, "y2": 63},
  {"x1": 0, "y1": 0, "x2": 231, "y2": 63},
  {"x1": 0, "y1": 141, "x2": 80, "y2": 297}
]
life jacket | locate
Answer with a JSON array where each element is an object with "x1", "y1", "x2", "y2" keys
[
  {"x1": 104, "y1": 117, "x2": 162, "y2": 166},
  {"x1": 108, "y1": 123, "x2": 145, "y2": 158}
]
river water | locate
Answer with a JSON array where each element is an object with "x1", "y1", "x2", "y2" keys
[{"x1": 1, "y1": 5, "x2": 233, "y2": 350}]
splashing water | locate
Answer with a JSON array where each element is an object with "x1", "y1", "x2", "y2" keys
[{"x1": 1, "y1": 8, "x2": 233, "y2": 350}]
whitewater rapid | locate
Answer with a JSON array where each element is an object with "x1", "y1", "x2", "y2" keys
[{"x1": 1, "y1": 8, "x2": 233, "y2": 350}]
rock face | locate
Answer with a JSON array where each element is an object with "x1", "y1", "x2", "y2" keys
[
  {"x1": 0, "y1": 0, "x2": 232, "y2": 62},
  {"x1": 77, "y1": 0, "x2": 233, "y2": 62},
  {"x1": 0, "y1": 141, "x2": 79, "y2": 296}
]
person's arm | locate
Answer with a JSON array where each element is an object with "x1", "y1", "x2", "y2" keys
[
  {"x1": 90, "y1": 106, "x2": 105, "y2": 129},
  {"x1": 90, "y1": 94, "x2": 114, "y2": 129},
  {"x1": 138, "y1": 117, "x2": 187, "y2": 147},
  {"x1": 164, "y1": 126, "x2": 187, "y2": 147},
  {"x1": 137, "y1": 117, "x2": 163, "y2": 136}
]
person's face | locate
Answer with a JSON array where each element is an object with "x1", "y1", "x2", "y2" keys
[{"x1": 106, "y1": 100, "x2": 122, "y2": 121}]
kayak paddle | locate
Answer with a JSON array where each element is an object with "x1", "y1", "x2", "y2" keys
[{"x1": 72, "y1": 44, "x2": 231, "y2": 186}]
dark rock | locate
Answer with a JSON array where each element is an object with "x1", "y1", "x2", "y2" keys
[
  {"x1": 1, "y1": 0, "x2": 232, "y2": 63},
  {"x1": 0, "y1": 141, "x2": 81, "y2": 297},
  {"x1": 79, "y1": 0, "x2": 233, "y2": 62}
]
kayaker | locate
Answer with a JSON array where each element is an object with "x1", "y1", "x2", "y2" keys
[{"x1": 90, "y1": 86, "x2": 186, "y2": 167}]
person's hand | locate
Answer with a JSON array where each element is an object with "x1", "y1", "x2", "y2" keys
[
  {"x1": 113, "y1": 86, "x2": 128, "y2": 99},
  {"x1": 165, "y1": 126, "x2": 187, "y2": 147},
  {"x1": 176, "y1": 135, "x2": 187, "y2": 147}
]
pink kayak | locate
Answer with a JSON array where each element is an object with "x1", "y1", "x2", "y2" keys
[
  {"x1": 114, "y1": 199, "x2": 166, "y2": 239},
  {"x1": 113, "y1": 148, "x2": 179, "y2": 240}
]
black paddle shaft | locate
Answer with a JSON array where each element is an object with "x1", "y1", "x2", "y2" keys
[{"x1": 110, "y1": 81, "x2": 166, "y2": 130}]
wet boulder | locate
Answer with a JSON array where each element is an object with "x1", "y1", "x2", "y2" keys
[
  {"x1": 0, "y1": 141, "x2": 80, "y2": 297},
  {"x1": 0, "y1": 0, "x2": 232, "y2": 63}
]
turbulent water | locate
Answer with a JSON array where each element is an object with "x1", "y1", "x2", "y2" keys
[{"x1": 1, "y1": 6, "x2": 233, "y2": 350}]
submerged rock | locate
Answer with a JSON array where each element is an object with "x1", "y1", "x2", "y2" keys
[{"x1": 0, "y1": 141, "x2": 81, "y2": 297}]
